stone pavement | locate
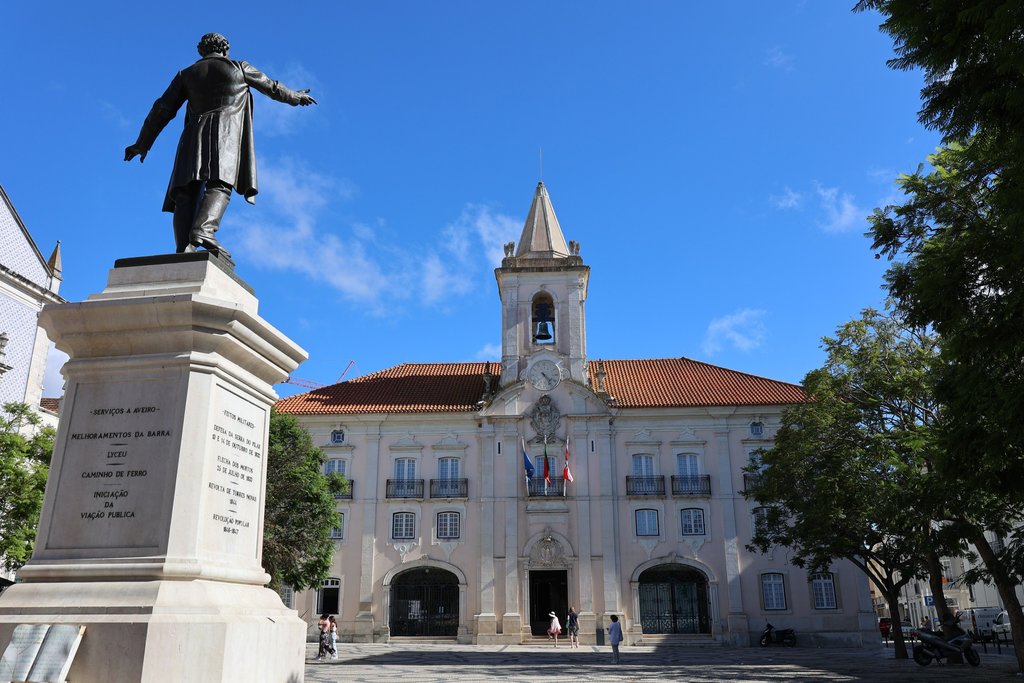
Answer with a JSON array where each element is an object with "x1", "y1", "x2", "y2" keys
[{"x1": 303, "y1": 641, "x2": 1021, "y2": 682}]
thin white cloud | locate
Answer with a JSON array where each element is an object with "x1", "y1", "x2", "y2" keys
[
  {"x1": 253, "y1": 63, "x2": 321, "y2": 137},
  {"x1": 703, "y1": 309, "x2": 767, "y2": 356},
  {"x1": 770, "y1": 187, "x2": 802, "y2": 210},
  {"x1": 473, "y1": 343, "x2": 501, "y2": 361},
  {"x1": 765, "y1": 47, "x2": 795, "y2": 72},
  {"x1": 814, "y1": 182, "x2": 865, "y2": 233},
  {"x1": 42, "y1": 344, "x2": 68, "y2": 396},
  {"x1": 227, "y1": 159, "x2": 520, "y2": 314}
]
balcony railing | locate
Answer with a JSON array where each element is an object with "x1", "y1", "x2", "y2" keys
[
  {"x1": 527, "y1": 476, "x2": 566, "y2": 497},
  {"x1": 386, "y1": 479, "x2": 425, "y2": 499},
  {"x1": 334, "y1": 480, "x2": 353, "y2": 500},
  {"x1": 626, "y1": 475, "x2": 666, "y2": 496},
  {"x1": 671, "y1": 474, "x2": 711, "y2": 496},
  {"x1": 429, "y1": 478, "x2": 469, "y2": 498}
]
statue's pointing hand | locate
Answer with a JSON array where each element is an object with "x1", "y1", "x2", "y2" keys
[
  {"x1": 124, "y1": 144, "x2": 148, "y2": 163},
  {"x1": 296, "y1": 89, "x2": 317, "y2": 106}
]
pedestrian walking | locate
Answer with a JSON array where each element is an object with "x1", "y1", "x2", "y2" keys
[
  {"x1": 548, "y1": 611, "x2": 562, "y2": 647},
  {"x1": 566, "y1": 606, "x2": 580, "y2": 648},
  {"x1": 316, "y1": 613, "x2": 330, "y2": 660},
  {"x1": 329, "y1": 615, "x2": 339, "y2": 659},
  {"x1": 608, "y1": 614, "x2": 622, "y2": 664}
]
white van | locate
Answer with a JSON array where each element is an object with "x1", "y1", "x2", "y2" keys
[{"x1": 958, "y1": 607, "x2": 1003, "y2": 641}]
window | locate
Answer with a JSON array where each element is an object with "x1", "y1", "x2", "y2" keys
[
  {"x1": 632, "y1": 454, "x2": 655, "y2": 476},
  {"x1": 677, "y1": 453, "x2": 699, "y2": 477},
  {"x1": 394, "y1": 458, "x2": 417, "y2": 496},
  {"x1": 330, "y1": 429, "x2": 345, "y2": 444},
  {"x1": 811, "y1": 573, "x2": 837, "y2": 609},
  {"x1": 635, "y1": 509, "x2": 659, "y2": 536},
  {"x1": 324, "y1": 458, "x2": 347, "y2": 476},
  {"x1": 330, "y1": 512, "x2": 345, "y2": 540},
  {"x1": 761, "y1": 573, "x2": 787, "y2": 610},
  {"x1": 753, "y1": 507, "x2": 770, "y2": 533},
  {"x1": 437, "y1": 457, "x2": 462, "y2": 496},
  {"x1": 278, "y1": 584, "x2": 294, "y2": 609},
  {"x1": 680, "y1": 508, "x2": 706, "y2": 535},
  {"x1": 437, "y1": 511, "x2": 461, "y2": 539},
  {"x1": 392, "y1": 512, "x2": 415, "y2": 539},
  {"x1": 317, "y1": 578, "x2": 340, "y2": 614},
  {"x1": 750, "y1": 422, "x2": 764, "y2": 437}
]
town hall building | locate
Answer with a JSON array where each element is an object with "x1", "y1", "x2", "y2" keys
[{"x1": 276, "y1": 181, "x2": 878, "y2": 646}]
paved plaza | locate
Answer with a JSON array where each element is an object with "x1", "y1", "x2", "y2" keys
[{"x1": 303, "y1": 641, "x2": 1021, "y2": 682}]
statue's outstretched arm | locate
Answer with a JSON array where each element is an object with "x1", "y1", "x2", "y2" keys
[
  {"x1": 241, "y1": 61, "x2": 317, "y2": 106},
  {"x1": 125, "y1": 73, "x2": 187, "y2": 162}
]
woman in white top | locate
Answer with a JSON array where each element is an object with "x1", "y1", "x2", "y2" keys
[{"x1": 547, "y1": 611, "x2": 562, "y2": 647}]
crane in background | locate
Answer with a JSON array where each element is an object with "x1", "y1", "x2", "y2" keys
[{"x1": 281, "y1": 359, "x2": 358, "y2": 390}]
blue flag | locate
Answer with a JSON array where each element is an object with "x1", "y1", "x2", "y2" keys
[{"x1": 522, "y1": 438, "x2": 535, "y2": 485}]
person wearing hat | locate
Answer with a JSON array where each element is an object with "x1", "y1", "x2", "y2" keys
[{"x1": 547, "y1": 611, "x2": 562, "y2": 647}]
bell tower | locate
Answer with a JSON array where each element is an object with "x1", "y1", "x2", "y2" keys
[{"x1": 495, "y1": 181, "x2": 590, "y2": 388}]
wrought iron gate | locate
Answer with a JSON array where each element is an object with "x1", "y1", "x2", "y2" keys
[
  {"x1": 390, "y1": 568, "x2": 458, "y2": 637},
  {"x1": 638, "y1": 567, "x2": 711, "y2": 634}
]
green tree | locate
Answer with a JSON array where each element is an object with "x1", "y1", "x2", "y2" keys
[
  {"x1": 856, "y1": 2, "x2": 1024, "y2": 669},
  {"x1": 263, "y1": 409, "x2": 347, "y2": 592},
  {"x1": 745, "y1": 310, "x2": 957, "y2": 659},
  {"x1": 0, "y1": 403, "x2": 54, "y2": 572}
]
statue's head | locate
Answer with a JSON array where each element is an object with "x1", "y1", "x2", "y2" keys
[{"x1": 197, "y1": 33, "x2": 230, "y2": 57}]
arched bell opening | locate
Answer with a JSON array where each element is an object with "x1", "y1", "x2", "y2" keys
[{"x1": 532, "y1": 292, "x2": 555, "y2": 345}]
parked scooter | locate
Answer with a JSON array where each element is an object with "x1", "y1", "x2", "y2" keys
[
  {"x1": 760, "y1": 622, "x2": 796, "y2": 647},
  {"x1": 912, "y1": 614, "x2": 981, "y2": 667}
]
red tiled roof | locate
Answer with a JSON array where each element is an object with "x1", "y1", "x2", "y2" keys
[
  {"x1": 275, "y1": 358, "x2": 804, "y2": 415},
  {"x1": 591, "y1": 358, "x2": 804, "y2": 408},
  {"x1": 40, "y1": 397, "x2": 60, "y2": 414},
  {"x1": 275, "y1": 363, "x2": 498, "y2": 415}
]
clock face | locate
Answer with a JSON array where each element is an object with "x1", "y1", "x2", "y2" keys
[{"x1": 527, "y1": 359, "x2": 561, "y2": 390}]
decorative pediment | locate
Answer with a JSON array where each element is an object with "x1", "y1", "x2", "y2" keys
[
  {"x1": 433, "y1": 431, "x2": 467, "y2": 452},
  {"x1": 529, "y1": 532, "x2": 570, "y2": 568},
  {"x1": 390, "y1": 432, "x2": 423, "y2": 453}
]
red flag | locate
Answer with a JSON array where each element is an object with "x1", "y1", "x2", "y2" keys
[
  {"x1": 563, "y1": 438, "x2": 574, "y2": 484},
  {"x1": 543, "y1": 452, "x2": 551, "y2": 488}
]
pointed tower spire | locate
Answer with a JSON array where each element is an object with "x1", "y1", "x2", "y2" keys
[
  {"x1": 515, "y1": 181, "x2": 570, "y2": 258},
  {"x1": 47, "y1": 240, "x2": 63, "y2": 281}
]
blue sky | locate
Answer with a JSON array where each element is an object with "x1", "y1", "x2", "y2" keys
[{"x1": 2, "y1": 1, "x2": 937, "y2": 398}]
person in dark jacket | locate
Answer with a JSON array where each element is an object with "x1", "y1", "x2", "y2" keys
[{"x1": 125, "y1": 32, "x2": 316, "y2": 257}]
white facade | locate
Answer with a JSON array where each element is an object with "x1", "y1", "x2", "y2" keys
[
  {"x1": 280, "y1": 182, "x2": 878, "y2": 647},
  {"x1": 0, "y1": 184, "x2": 63, "y2": 423}
]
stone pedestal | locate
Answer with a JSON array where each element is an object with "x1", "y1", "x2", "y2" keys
[{"x1": 0, "y1": 253, "x2": 308, "y2": 683}]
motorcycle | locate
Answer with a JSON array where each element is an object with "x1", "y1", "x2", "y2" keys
[
  {"x1": 912, "y1": 615, "x2": 981, "y2": 667},
  {"x1": 760, "y1": 622, "x2": 796, "y2": 647}
]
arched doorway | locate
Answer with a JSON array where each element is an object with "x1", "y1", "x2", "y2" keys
[
  {"x1": 389, "y1": 567, "x2": 459, "y2": 637},
  {"x1": 637, "y1": 565, "x2": 711, "y2": 634}
]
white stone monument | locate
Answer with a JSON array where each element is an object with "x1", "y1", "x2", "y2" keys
[{"x1": 0, "y1": 253, "x2": 308, "y2": 682}]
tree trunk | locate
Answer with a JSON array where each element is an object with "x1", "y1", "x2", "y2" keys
[
  {"x1": 969, "y1": 526, "x2": 1024, "y2": 672},
  {"x1": 925, "y1": 549, "x2": 961, "y2": 663},
  {"x1": 883, "y1": 588, "x2": 908, "y2": 658}
]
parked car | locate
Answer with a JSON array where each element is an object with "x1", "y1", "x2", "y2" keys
[
  {"x1": 993, "y1": 610, "x2": 1011, "y2": 638},
  {"x1": 958, "y1": 607, "x2": 1003, "y2": 642}
]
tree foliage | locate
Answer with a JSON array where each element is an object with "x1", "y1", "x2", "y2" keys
[
  {"x1": 745, "y1": 310, "x2": 951, "y2": 658},
  {"x1": 263, "y1": 409, "x2": 347, "y2": 592},
  {"x1": 0, "y1": 403, "x2": 54, "y2": 572}
]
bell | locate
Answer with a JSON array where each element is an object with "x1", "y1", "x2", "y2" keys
[{"x1": 534, "y1": 321, "x2": 553, "y2": 341}]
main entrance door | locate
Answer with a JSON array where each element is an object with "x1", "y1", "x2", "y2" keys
[
  {"x1": 529, "y1": 570, "x2": 568, "y2": 636},
  {"x1": 390, "y1": 567, "x2": 459, "y2": 637},
  {"x1": 637, "y1": 565, "x2": 711, "y2": 634}
]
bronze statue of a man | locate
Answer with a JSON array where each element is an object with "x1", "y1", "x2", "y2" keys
[{"x1": 125, "y1": 33, "x2": 316, "y2": 258}]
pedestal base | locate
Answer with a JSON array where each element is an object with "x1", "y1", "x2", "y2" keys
[{"x1": 0, "y1": 580, "x2": 305, "y2": 683}]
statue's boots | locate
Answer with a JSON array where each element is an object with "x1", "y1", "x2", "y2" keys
[{"x1": 189, "y1": 184, "x2": 232, "y2": 259}]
